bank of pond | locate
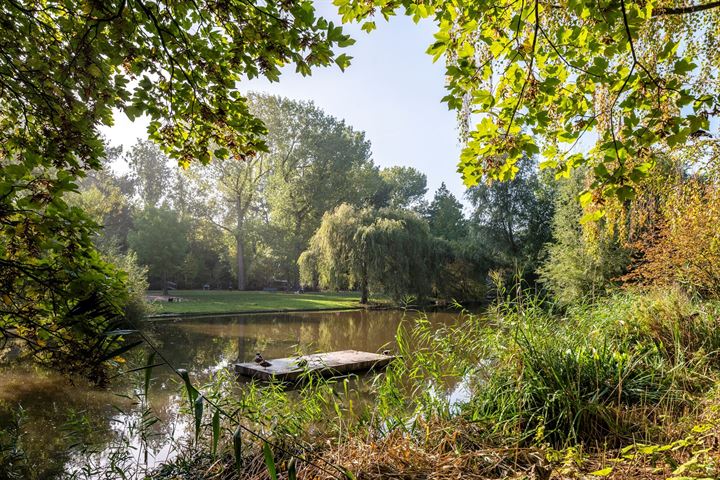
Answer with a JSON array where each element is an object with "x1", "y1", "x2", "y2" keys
[{"x1": 2, "y1": 289, "x2": 720, "y2": 479}]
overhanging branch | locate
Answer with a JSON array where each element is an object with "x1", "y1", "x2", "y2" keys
[{"x1": 653, "y1": 1, "x2": 720, "y2": 16}]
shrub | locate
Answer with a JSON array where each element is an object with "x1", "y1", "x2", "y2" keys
[
  {"x1": 464, "y1": 288, "x2": 719, "y2": 446},
  {"x1": 627, "y1": 178, "x2": 720, "y2": 297},
  {"x1": 103, "y1": 249, "x2": 152, "y2": 322}
]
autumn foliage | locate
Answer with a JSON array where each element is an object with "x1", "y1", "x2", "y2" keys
[{"x1": 627, "y1": 177, "x2": 720, "y2": 297}]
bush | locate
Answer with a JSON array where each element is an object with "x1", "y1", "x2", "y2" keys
[
  {"x1": 103, "y1": 248, "x2": 152, "y2": 322},
  {"x1": 627, "y1": 178, "x2": 720, "y2": 297},
  {"x1": 462, "y1": 288, "x2": 719, "y2": 446}
]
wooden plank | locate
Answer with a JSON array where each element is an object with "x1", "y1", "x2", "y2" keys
[{"x1": 234, "y1": 350, "x2": 394, "y2": 382}]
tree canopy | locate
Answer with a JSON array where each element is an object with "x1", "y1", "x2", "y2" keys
[
  {"x1": 0, "y1": 1, "x2": 353, "y2": 375},
  {"x1": 337, "y1": 0, "x2": 720, "y2": 216},
  {"x1": 379, "y1": 166, "x2": 428, "y2": 209},
  {"x1": 425, "y1": 182, "x2": 468, "y2": 242},
  {"x1": 467, "y1": 157, "x2": 555, "y2": 276}
]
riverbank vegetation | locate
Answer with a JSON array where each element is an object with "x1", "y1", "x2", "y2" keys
[{"x1": 72, "y1": 288, "x2": 720, "y2": 480}]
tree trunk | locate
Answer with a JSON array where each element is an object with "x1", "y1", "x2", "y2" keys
[
  {"x1": 236, "y1": 234, "x2": 245, "y2": 290},
  {"x1": 292, "y1": 216, "x2": 304, "y2": 287},
  {"x1": 236, "y1": 198, "x2": 246, "y2": 291},
  {"x1": 162, "y1": 270, "x2": 168, "y2": 296},
  {"x1": 360, "y1": 274, "x2": 369, "y2": 304}
]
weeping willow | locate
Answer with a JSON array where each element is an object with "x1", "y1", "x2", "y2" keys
[{"x1": 299, "y1": 204, "x2": 451, "y2": 303}]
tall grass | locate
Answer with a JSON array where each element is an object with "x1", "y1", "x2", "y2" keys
[
  {"x1": 465, "y1": 287, "x2": 720, "y2": 447},
  {"x1": 76, "y1": 287, "x2": 720, "y2": 479}
]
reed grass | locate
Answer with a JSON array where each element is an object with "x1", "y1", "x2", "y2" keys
[{"x1": 89, "y1": 287, "x2": 720, "y2": 479}]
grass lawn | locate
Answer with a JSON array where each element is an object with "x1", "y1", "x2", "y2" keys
[{"x1": 147, "y1": 290, "x2": 375, "y2": 315}]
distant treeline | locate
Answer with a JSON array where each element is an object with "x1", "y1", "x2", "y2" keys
[{"x1": 73, "y1": 94, "x2": 720, "y2": 305}]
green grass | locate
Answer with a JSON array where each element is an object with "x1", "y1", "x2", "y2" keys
[{"x1": 147, "y1": 290, "x2": 376, "y2": 315}]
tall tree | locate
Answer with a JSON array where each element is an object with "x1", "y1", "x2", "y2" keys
[
  {"x1": 197, "y1": 154, "x2": 271, "y2": 290},
  {"x1": 70, "y1": 146, "x2": 135, "y2": 251},
  {"x1": 126, "y1": 140, "x2": 171, "y2": 208},
  {"x1": 467, "y1": 158, "x2": 555, "y2": 277},
  {"x1": 425, "y1": 183, "x2": 467, "y2": 241},
  {"x1": 128, "y1": 207, "x2": 189, "y2": 295},
  {"x1": 258, "y1": 95, "x2": 375, "y2": 282},
  {"x1": 379, "y1": 166, "x2": 428, "y2": 209},
  {"x1": 539, "y1": 170, "x2": 628, "y2": 304},
  {"x1": 0, "y1": 0, "x2": 353, "y2": 374}
]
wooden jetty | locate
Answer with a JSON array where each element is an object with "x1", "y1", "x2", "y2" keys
[{"x1": 234, "y1": 350, "x2": 394, "y2": 382}]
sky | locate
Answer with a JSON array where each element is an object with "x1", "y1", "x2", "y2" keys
[{"x1": 100, "y1": 4, "x2": 468, "y2": 204}]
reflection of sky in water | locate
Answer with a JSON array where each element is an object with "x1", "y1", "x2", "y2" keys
[{"x1": 0, "y1": 309, "x2": 465, "y2": 479}]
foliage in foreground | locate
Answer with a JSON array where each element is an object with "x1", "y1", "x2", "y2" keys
[
  {"x1": 1, "y1": 0, "x2": 353, "y2": 379},
  {"x1": 81, "y1": 287, "x2": 720, "y2": 479},
  {"x1": 339, "y1": 0, "x2": 720, "y2": 207}
]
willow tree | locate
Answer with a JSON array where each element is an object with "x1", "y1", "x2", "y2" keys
[
  {"x1": 299, "y1": 204, "x2": 447, "y2": 303},
  {"x1": 0, "y1": 0, "x2": 353, "y2": 376},
  {"x1": 337, "y1": 0, "x2": 720, "y2": 217}
]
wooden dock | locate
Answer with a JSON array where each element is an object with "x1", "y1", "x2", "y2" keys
[{"x1": 234, "y1": 350, "x2": 394, "y2": 382}]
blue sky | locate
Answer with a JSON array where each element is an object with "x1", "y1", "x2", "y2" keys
[{"x1": 102, "y1": 5, "x2": 468, "y2": 204}]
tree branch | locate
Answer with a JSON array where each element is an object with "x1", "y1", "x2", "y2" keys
[{"x1": 653, "y1": 1, "x2": 720, "y2": 16}]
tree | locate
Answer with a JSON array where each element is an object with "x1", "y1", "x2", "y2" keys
[
  {"x1": 0, "y1": 1, "x2": 353, "y2": 374},
  {"x1": 70, "y1": 146, "x2": 135, "y2": 251},
  {"x1": 379, "y1": 166, "x2": 428, "y2": 209},
  {"x1": 425, "y1": 183, "x2": 467, "y2": 242},
  {"x1": 625, "y1": 173, "x2": 720, "y2": 297},
  {"x1": 299, "y1": 204, "x2": 447, "y2": 303},
  {"x1": 181, "y1": 220, "x2": 233, "y2": 290},
  {"x1": 338, "y1": 0, "x2": 720, "y2": 209},
  {"x1": 126, "y1": 140, "x2": 171, "y2": 208},
  {"x1": 196, "y1": 153, "x2": 271, "y2": 290},
  {"x1": 467, "y1": 158, "x2": 554, "y2": 278},
  {"x1": 539, "y1": 170, "x2": 629, "y2": 304},
  {"x1": 259, "y1": 95, "x2": 376, "y2": 282},
  {"x1": 128, "y1": 207, "x2": 189, "y2": 295}
]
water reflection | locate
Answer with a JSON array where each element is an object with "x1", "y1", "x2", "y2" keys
[{"x1": 0, "y1": 309, "x2": 459, "y2": 479}]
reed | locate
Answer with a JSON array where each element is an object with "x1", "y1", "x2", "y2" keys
[{"x1": 78, "y1": 287, "x2": 720, "y2": 479}]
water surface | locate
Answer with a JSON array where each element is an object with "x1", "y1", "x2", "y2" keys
[{"x1": 0, "y1": 309, "x2": 459, "y2": 478}]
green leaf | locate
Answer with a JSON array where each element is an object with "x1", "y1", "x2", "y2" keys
[
  {"x1": 233, "y1": 426, "x2": 243, "y2": 473},
  {"x1": 177, "y1": 368, "x2": 198, "y2": 408},
  {"x1": 673, "y1": 58, "x2": 697, "y2": 75},
  {"x1": 361, "y1": 21, "x2": 376, "y2": 33},
  {"x1": 288, "y1": 457, "x2": 297, "y2": 480},
  {"x1": 213, "y1": 147, "x2": 229, "y2": 159},
  {"x1": 98, "y1": 340, "x2": 143, "y2": 363},
  {"x1": 335, "y1": 53, "x2": 352, "y2": 72},
  {"x1": 263, "y1": 442, "x2": 278, "y2": 480},
  {"x1": 194, "y1": 395, "x2": 204, "y2": 443},
  {"x1": 580, "y1": 209, "x2": 605, "y2": 224},
  {"x1": 590, "y1": 467, "x2": 613, "y2": 476},
  {"x1": 579, "y1": 190, "x2": 593, "y2": 207},
  {"x1": 615, "y1": 185, "x2": 636, "y2": 201},
  {"x1": 211, "y1": 409, "x2": 220, "y2": 456}
]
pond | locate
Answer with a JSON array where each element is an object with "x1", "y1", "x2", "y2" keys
[{"x1": 0, "y1": 309, "x2": 461, "y2": 479}]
